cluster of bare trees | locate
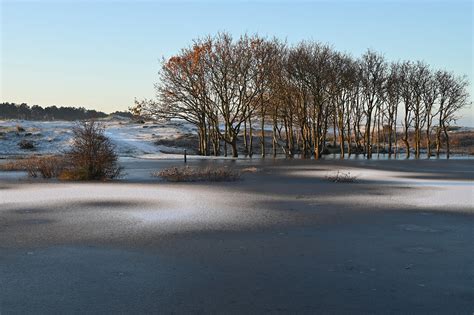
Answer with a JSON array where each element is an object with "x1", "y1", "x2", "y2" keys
[{"x1": 132, "y1": 33, "x2": 470, "y2": 159}]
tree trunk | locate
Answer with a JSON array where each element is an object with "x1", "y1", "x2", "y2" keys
[
  {"x1": 198, "y1": 126, "x2": 204, "y2": 156},
  {"x1": 346, "y1": 114, "x2": 351, "y2": 157},
  {"x1": 249, "y1": 118, "x2": 253, "y2": 157},
  {"x1": 436, "y1": 126, "x2": 442, "y2": 158},
  {"x1": 403, "y1": 122, "x2": 410, "y2": 159},
  {"x1": 388, "y1": 128, "x2": 392, "y2": 158},
  {"x1": 272, "y1": 115, "x2": 277, "y2": 158},
  {"x1": 366, "y1": 111, "x2": 372, "y2": 159},
  {"x1": 392, "y1": 106, "x2": 398, "y2": 158},
  {"x1": 243, "y1": 119, "x2": 248, "y2": 156},
  {"x1": 402, "y1": 130, "x2": 410, "y2": 160},
  {"x1": 338, "y1": 109, "x2": 345, "y2": 159},
  {"x1": 288, "y1": 117, "x2": 294, "y2": 157},
  {"x1": 322, "y1": 112, "x2": 329, "y2": 158},
  {"x1": 224, "y1": 123, "x2": 228, "y2": 157},
  {"x1": 261, "y1": 113, "x2": 266, "y2": 158},
  {"x1": 310, "y1": 119, "x2": 319, "y2": 160},
  {"x1": 444, "y1": 126, "x2": 450, "y2": 159},
  {"x1": 339, "y1": 126, "x2": 345, "y2": 159},
  {"x1": 205, "y1": 121, "x2": 210, "y2": 156},
  {"x1": 231, "y1": 137, "x2": 238, "y2": 158},
  {"x1": 284, "y1": 118, "x2": 289, "y2": 158},
  {"x1": 213, "y1": 120, "x2": 220, "y2": 156},
  {"x1": 426, "y1": 123, "x2": 432, "y2": 159},
  {"x1": 415, "y1": 122, "x2": 421, "y2": 159},
  {"x1": 375, "y1": 107, "x2": 380, "y2": 157}
]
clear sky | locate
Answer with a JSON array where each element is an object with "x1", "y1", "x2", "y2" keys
[{"x1": 1, "y1": 0, "x2": 473, "y2": 125}]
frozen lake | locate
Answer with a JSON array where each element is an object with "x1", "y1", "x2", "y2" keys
[{"x1": 0, "y1": 159, "x2": 473, "y2": 313}]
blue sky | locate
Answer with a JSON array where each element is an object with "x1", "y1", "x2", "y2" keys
[{"x1": 1, "y1": 0, "x2": 472, "y2": 125}]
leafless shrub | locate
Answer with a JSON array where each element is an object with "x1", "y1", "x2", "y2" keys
[
  {"x1": 16, "y1": 125, "x2": 25, "y2": 132},
  {"x1": 154, "y1": 166, "x2": 240, "y2": 182},
  {"x1": 326, "y1": 170, "x2": 357, "y2": 183},
  {"x1": 18, "y1": 139, "x2": 35, "y2": 150},
  {"x1": 63, "y1": 121, "x2": 122, "y2": 180}
]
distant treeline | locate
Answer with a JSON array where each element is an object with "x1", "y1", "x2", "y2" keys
[{"x1": 0, "y1": 102, "x2": 133, "y2": 121}]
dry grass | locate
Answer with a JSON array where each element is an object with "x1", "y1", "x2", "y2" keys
[
  {"x1": 241, "y1": 167, "x2": 260, "y2": 173},
  {"x1": 326, "y1": 170, "x2": 357, "y2": 183},
  {"x1": 0, "y1": 160, "x2": 25, "y2": 171},
  {"x1": 154, "y1": 166, "x2": 240, "y2": 182},
  {"x1": 1, "y1": 155, "x2": 67, "y2": 178}
]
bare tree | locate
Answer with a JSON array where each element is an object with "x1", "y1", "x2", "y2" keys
[
  {"x1": 410, "y1": 62, "x2": 431, "y2": 159},
  {"x1": 384, "y1": 62, "x2": 401, "y2": 158},
  {"x1": 131, "y1": 40, "x2": 213, "y2": 156},
  {"x1": 436, "y1": 72, "x2": 470, "y2": 158},
  {"x1": 330, "y1": 52, "x2": 357, "y2": 158},
  {"x1": 421, "y1": 69, "x2": 439, "y2": 158},
  {"x1": 400, "y1": 61, "x2": 415, "y2": 159},
  {"x1": 205, "y1": 33, "x2": 263, "y2": 157},
  {"x1": 360, "y1": 50, "x2": 387, "y2": 159}
]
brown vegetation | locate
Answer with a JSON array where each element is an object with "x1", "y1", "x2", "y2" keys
[
  {"x1": 63, "y1": 121, "x2": 122, "y2": 180},
  {"x1": 1, "y1": 155, "x2": 66, "y2": 178},
  {"x1": 154, "y1": 166, "x2": 240, "y2": 182}
]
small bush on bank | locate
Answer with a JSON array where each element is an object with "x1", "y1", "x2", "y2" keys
[
  {"x1": 63, "y1": 121, "x2": 122, "y2": 180},
  {"x1": 326, "y1": 170, "x2": 357, "y2": 183},
  {"x1": 154, "y1": 166, "x2": 240, "y2": 182}
]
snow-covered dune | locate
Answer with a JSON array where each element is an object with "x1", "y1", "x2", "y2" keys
[{"x1": 0, "y1": 119, "x2": 196, "y2": 158}]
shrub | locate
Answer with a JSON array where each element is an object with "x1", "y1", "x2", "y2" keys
[
  {"x1": 18, "y1": 139, "x2": 35, "y2": 150},
  {"x1": 16, "y1": 125, "x2": 25, "y2": 132},
  {"x1": 326, "y1": 170, "x2": 357, "y2": 183},
  {"x1": 154, "y1": 166, "x2": 240, "y2": 182},
  {"x1": 64, "y1": 121, "x2": 121, "y2": 180},
  {"x1": 35, "y1": 156, "x2": 67, "y2": 178}
]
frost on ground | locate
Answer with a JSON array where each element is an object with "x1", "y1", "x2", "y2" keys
[
  {"x1": 0, "y1": 121, "x2": 74, "y2": 155},
  {"x1": 0, "y1": 118, "x2": 195, "y2": 158}
]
